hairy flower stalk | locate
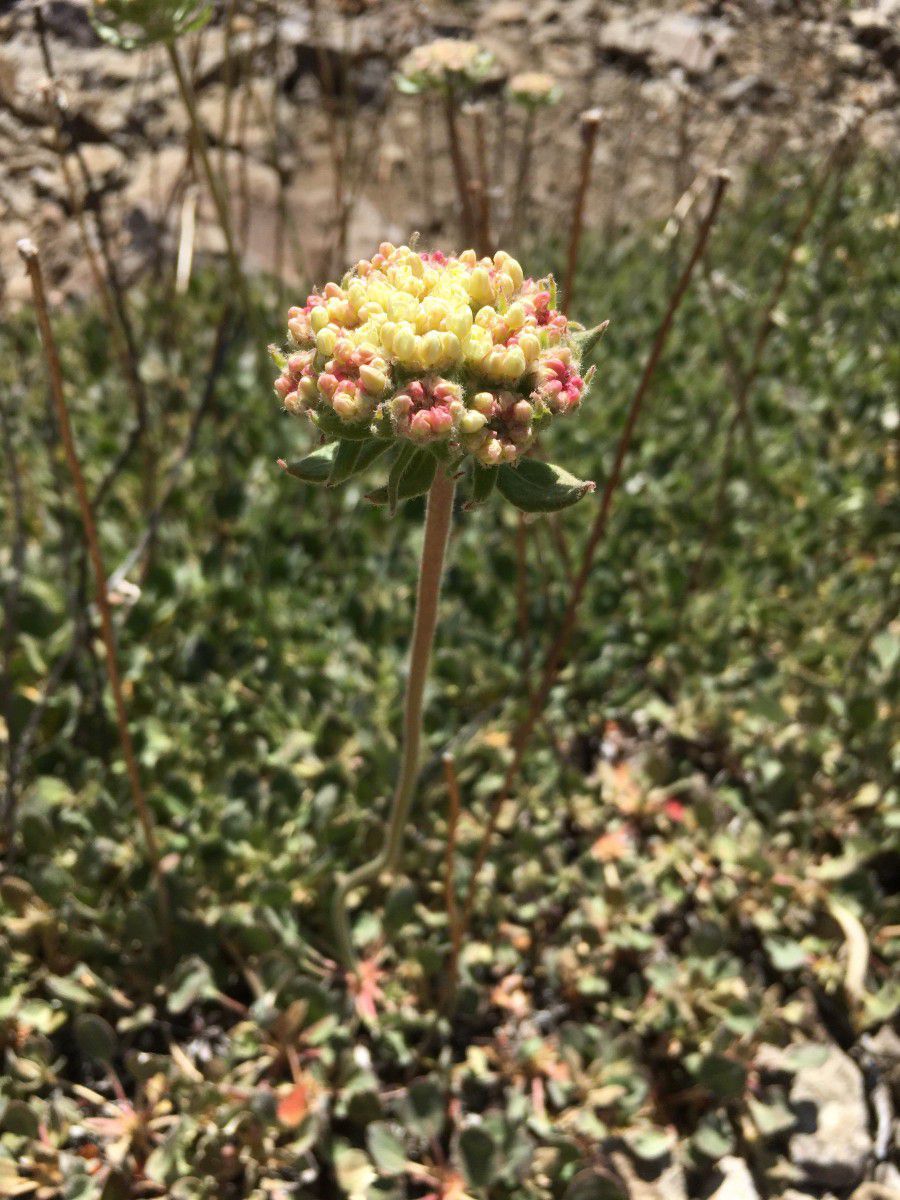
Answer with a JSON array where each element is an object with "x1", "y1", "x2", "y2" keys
[
  {"x1": 331, "y1": 467, "x2": 456, "y2": 969},
  {"x1": 274, "y1": 242, "x2": 602, "y2": 970}
]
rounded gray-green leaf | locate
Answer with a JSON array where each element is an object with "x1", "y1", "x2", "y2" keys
[{"x1": 497, "y1": 459, "x2": 596, "y2": 512}]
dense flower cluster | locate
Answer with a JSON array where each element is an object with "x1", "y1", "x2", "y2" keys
[
  {"x1": 396, "y1": 39, "x2": 494, "y2": 94},
  {"x1": 506, "y1": 71, "x2": 561, "y2": 108},
  {"x1": 274, "y1": 243, "x2": 593, "y2": 466}
]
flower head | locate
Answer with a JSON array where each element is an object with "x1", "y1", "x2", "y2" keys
[
  {"x1": 274, "y1": 243, "x2": 597, "y2": 474},
  {"x1": 506, "y1": 71, "x2": 562, "y2": 109},
  {"x1": 396, "y1": 39, "x2": 494, "y2": 95}
]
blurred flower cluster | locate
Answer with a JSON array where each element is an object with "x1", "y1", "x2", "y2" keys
[
  {"x1": 396, "y1": 39, "x2": 495, "y2": 95},
  {"x1": 506, "y1": 71, "x2": 562, "y2": 109},
  {"x1": 273, "y1": 243, "x2": 594, "y2": 467}
]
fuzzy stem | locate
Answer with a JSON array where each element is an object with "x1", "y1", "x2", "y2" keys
[{"x1": 332, "y1": 468, "x2": 457, "y2": 970}]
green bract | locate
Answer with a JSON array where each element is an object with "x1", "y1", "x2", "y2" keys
[{"x1": 89, "y1": 0, "x2": 211, "y2": 48}]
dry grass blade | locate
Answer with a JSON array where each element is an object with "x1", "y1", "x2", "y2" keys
[{"x1": 16, "y1": 238, "x2": 169, "y2": 936}]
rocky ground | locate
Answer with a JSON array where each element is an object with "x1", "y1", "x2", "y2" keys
[{"x1": 0, "y1": 0, "x2": 898, "y2": 307}]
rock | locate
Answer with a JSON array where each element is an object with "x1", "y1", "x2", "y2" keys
[
  {"x1": 852, "y1": 1186, "x2": 900, "y2": 1200},
  {"x1": 720, "y1": 74, "x2": 777, "y2": 108},
  {"x1": 41, "y1": 0, "x2": 102, "y2": 48},
  {"x1": 599, "y1": 10, "x2": 734, "y2": 76},
  {"x1": 706, "y1": 1157, "x2": 759, "y2": 1200},
  {"x1": 789, "y1": 1044, "x2": 872, "y2": 1189},
  {"x1": 874, "y1": 1164, "x2": 900, "y2": 1192},
  {"x1": 610, "y1": 1150, "x2": 687, "y2": 1200}
]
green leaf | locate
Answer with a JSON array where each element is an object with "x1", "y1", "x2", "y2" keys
[
  {"x1": 167, "y1": 956, "x2": 217, "y2": 1014},
  {"x1": 404, "y1": 1078, "x2": 444, "y2": 1140},
  {"x1": 748, "y1": 1095, "x2": 795, "y2": 1138},
  {"x1": 313, "y1": 408, "x2": 373, "y2": 440},
  {"x1": 74, "y1": 1013, "x2": 116, "y2": 1064},
  {"x1": 280, "y1": 442, "x2": 337, "y2": 485},
  {"x1": 459, "y1": 1126, "x2": 496, "y2": 1188},
  {"x1": 691, "y1": 1118, "x2": 734, "y2": 1160},
  {"x1": 368, "y1": 446, "x2": 438, "y2": 511},
  {"x1": 333, "y1": 1144, "x2": 377, "y2": 1199},
  {"x1": 563, "y1": 1170, "x2": 626, "y2": 1200},
  {"x1": 574, "y1": 320, "x2": 610, "y2": 358},
  {"x1": 764, "y1": 936, "x2": 807, "y2": 972},
  {"x1": 626, "y1": 1128, "x2": 673, "y2": 1161},
  {"x1": 686, "y1": 1053, "x2": 747, "y2": 1099},
  {"x1": 0, "y1": 1099, "x2": 40, "y2": 1138},
  {"x1": 466, "y1": 461, "x2": 498, "y2": 509},
  {"x1": 366, "y1": 1122, "x2": 407, "y2": 1174},
  {"x1": 328, "y1": 438, "x2": 390, "y2": 487},
  {"x1": 497, "y1": 459, "x2": 595, "y2": 512}
]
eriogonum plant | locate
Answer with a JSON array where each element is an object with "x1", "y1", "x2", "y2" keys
[
  {"x1": 395, "y1": 40, "x2": 495, "y2": 243},
  {"x1": 506, "y1": 71, "x2": 562, "y2": 110},
  {"x1": 274, "y1": 243, "x2": 604, "y2": 969},
  {"x1": 395, "y1": 39, "x2": 495, "y2": 96}
]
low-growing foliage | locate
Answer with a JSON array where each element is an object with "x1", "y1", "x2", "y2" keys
[{"x1": 0, "y1": 158, "x2": 897, "y2": 1195}]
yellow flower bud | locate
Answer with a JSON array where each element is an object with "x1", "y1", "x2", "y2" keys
[
  {"x1": 472, "y1": 392, "x2": 495, "y2": 414},
  {"x1": 441, "y1": 332, "x2": 461, "y2": 362},
  {"x1": 359, "y1": 364, "x2": 389, "y2": 395},
  {"x1": 502, "y1": 347, "x2": 527, "y2": 380},
  {"x1": 485, "y1": 348, "x2": 506, "y2": 377},
  {"x1": 505, "y1": 302, "x2": 526, "y2": 330},
  {"x1": 445, "y1": 306, "x2": 473, "y2": 340},
  {"x1": 316, "y1": 326, "x2": 338, "y2": 357},
  {"x1": 419, "y1": 331, "x2": 443, "y2": 367},
  {"x1": 464, "y1": 327, "x2": 492, "y2": 363},
  {"x1": 310, "y1": 306, "x2": 329, "y2": 333},
  {"x1": 518, "y1": 332, "x2": 541, "y2": 364},
  {"x1": 468, "y1": 266, "x2": 494, "y2": 307},
  {"x1": 393, "y1": 325, "x2": 417, "y2": 362},
  {"x1": 495, "y1": 272, "x2": 515, "y2": 301},
  {"x1": 506, "y1": 257, "x2": 524, "y2": 288},
  {"x1": 460, "y1": 410, "x2": 488, "y2": 434},
  {"x1": 389, "y1": 292, "x2": 417, "y2": 322}
]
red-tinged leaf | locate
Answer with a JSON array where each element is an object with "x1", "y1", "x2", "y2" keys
[{"x1": 277, "y1": 1080, "x2": 309, "y2": 1127}]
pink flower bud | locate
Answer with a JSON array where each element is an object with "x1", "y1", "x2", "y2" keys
[
  {"x1": 429, "y1": 406, "x2": 453, "y2": 436},
  {"x1": 410, "y1": 411, "x2": 432, "y2": 440}
]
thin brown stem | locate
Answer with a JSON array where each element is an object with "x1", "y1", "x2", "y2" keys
[
  {"x1": 686, "y1": 120, "x2": 862, "y2": 593},
  {"x1": 35, "y1": 8, "x2": 151, "y2": 510},
  {"x1": 561, "y1": 108, "x2": 603, "y2": 316},
  {"x1": 442, "y1": 89, "x2": 474, "y2": 245},
  {"x1": 17, "y1": 239, "x2": 168, "y2": 930},
  {"x1": 459, "y1": 172, "x2": 731, "y2": 934},
  {"x1": 469, "y1": 102, "x2": 492, "y2": 255},
  {"x1": 165, "y1": 39, "x2": 246, "y2": 301},
  {"x1": 508, "y1": 108, "x2": 536, "y2": 248}
]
